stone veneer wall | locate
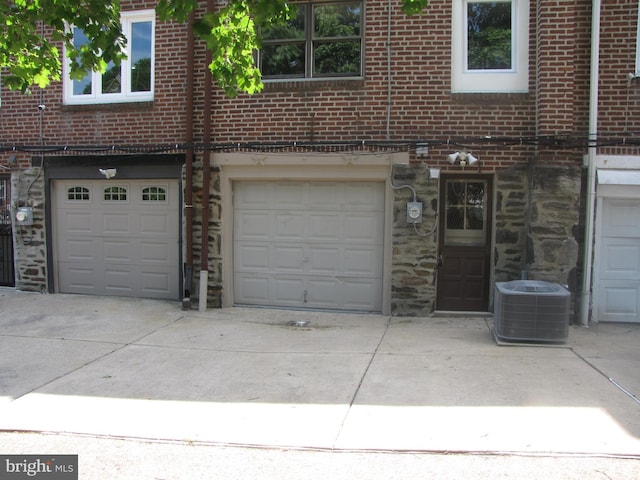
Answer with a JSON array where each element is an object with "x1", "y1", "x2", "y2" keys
[
  {"x1": 390, "y1": 162, "x2": 582, "y2": 317},
  {"x1": 391, "y1": 164, "x2": 439, "y2": 316},
  {"x1": 11, "y1": 168, "x2": 47, "y2": 292},
  {"x1": 495, "y1": 164, "x2": 581, "y2": 287},
  {"x1": 494, "y1": 163, "x2": 582, "y2": 316},
  {"x1": 188, "y1": 160, "x2": 223, "y2": 307}
]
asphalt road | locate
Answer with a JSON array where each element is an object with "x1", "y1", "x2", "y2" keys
[{"x1": 2, "y1": 431, "x2": 638, "y2": 480}]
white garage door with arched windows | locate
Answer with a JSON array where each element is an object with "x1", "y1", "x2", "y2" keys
[{"x1": 52, "y1": 179, "x2": 180, "y2": 300}]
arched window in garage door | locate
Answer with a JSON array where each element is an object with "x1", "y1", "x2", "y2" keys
[
  {"x1": 67, "y1": 186, "x2": 90, "y2": 201},
  {"x1": 104, "y1": 186, "x2": 128, "y2": 201}
]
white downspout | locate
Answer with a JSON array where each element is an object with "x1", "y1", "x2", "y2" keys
[{"x1": 580, "y1": 0, "x2": 601, "y2": 326}]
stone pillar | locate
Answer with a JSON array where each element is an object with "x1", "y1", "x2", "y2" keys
[
  {"x1": 11, "y1": 168, "x2": 47, "y2": 292},
  {"x1": 390, "y1": 164, "x2": 439, "y2": 316}
]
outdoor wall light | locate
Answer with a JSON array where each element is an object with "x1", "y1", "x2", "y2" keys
[
  {"x1": 447, "y1": 151, "x2": 478, "y2": 166},
  {"x1": 98, "y1": 168, "x2": 117, "y2": 179}
]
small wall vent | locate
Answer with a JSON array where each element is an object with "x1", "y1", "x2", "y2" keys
[{"x1": 494, "y1": 280, "x2": 570, "y2": 343}]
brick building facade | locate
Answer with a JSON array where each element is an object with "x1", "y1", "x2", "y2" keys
[{"x1": 1, "y1": 0, "x2": 639, "y2": 323}]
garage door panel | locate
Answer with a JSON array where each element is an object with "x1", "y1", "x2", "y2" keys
[
  {"x1": 274, "y1": 183, "x2": 307, "y2": 207},
  {"x1": 598, "y1": 283, "x2": 640, "y2": 322},
  {"x1": 141, "y1": 270, "x2": 172, "y2": 295},
  {"x1": 235, "y1": 243, "x2": 270, "y2": 271},
  {"x1": 600, "y1": 239, "x2": 640, "y2": 279},
  {"x1": 59, "y1": 264, "x2": 98, "y2": 292},
  {"x1": 102, "y1": 213, "x2": 130, "y2": 235},
  {"x1": 235, "y1": 183, "x2": 270, "y2": 208},
  {"x1": 308, "y1": 247, "x2": 339, "y2": 275},
  {"x1": 234, "y1": 181, "x2": 384, "y2": 312},
  {"x1": 235, "y1": 275, "x2": 270, "y2": 303},
  {"x1": 59, "y1": 239, "x2": 95, "y2": 261},
  {"x1": 346, "y1": 183, "x2": 385, "y2": 210},
  {"x1": 342, "y1": 279, "x2": 382, "y2": 310},
  {"x1": 104, "y1": 268, "x2": 133, "y2": 292},
  {"x1": 236, "y1": 212, "x2": 272, "y2": 240},
  {"x1": 274, "y1": 245, "x2": 306, "y2": 273},
  {"x1": 275, "y1": 213, "x2": 306, "y2": 241},
  {"x1": 309, "y1": 213, "x2": 343, "y2": 242},
  {"x1": 307, "y1": 278, "x2": 341, "y2": 307},
  {"x1": 64, "y1": 212, "x2": 93, "y2": 233},
  {"x1": 140, "y1": 241, "x2": 174, "y2": 264},
  {"x1": 345, "y1": 214, "x2": 384, "y2": 244},
  {"x1": 273, "y1": 277, "x2": 305, "y2": 305},
  {"x1": 140, "y1": 213, "x2": 170, "y2": 234},
  {"x1": 343, "y1": 247, "x2": 383, "y2": 276},
  {"x1": 103, "y1": 240, "x2": 131, "y2": 262},
  {"x1": 602, "y1": 199, "x2": 640, "y2": 237}
]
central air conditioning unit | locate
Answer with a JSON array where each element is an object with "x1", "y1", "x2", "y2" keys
[{"x1": 493, "y1": 280, "x2": 570, "y2": 343}]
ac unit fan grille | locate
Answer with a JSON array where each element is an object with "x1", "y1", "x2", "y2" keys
[{"x1": 494, "y1": 281, "x2": 570, "y2": 343}]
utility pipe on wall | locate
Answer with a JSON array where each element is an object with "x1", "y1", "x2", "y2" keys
[
  {"x1": 183, "y1": 11, "x2": 195, "y2": 309},
  {"x1": 386, "y1": 0, "x2": 392, "y2": 140},
  {"x1": 580, "y1": 0, "x2": 601, "y2": 326},
  {"x1": 199, "y1": 0, "x2": 214, "y2": 312}
]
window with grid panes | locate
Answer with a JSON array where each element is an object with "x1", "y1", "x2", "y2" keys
[{"x1": 259, "y1": 1, "x2": 362, "y2": 79}]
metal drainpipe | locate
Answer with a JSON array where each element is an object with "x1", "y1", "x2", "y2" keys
[
  {"x1": 199, "y1": 0, "x2": 214, "y2": 312},
  {"x1": 386, "y1": 0, "x2": 392, "y2": 140},
  {"x1": 580, "y1": 0, "x2": 601, "y2": 326},
  {"x1": 183, "y1": 11, "x2": 195, "y2": 310}
]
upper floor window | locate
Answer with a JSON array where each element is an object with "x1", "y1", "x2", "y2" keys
[
  {"x1": 452, "y1": 0, "x2": 529, "y2": 93},
  {"x1": 259, "y1": 1, "x2": 363, "y2": 80},
  {"x1": 64, "y1": 10, "x2": 155, "y2": 105}
]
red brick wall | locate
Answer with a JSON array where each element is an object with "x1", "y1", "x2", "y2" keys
[
  {"x1": 0, "y1": 0, "x2": 603, "y2": 168},
  {"x1": 597, "y1": 0, "x2": 640, "y2": 155},
  {"x1": 0, "y1": 0, "x2": 190, "y2": 168},
  {"x1": 210, "y1": 0, "x2": 590, "y2": 170}
]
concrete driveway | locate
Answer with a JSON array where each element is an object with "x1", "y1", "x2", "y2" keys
[{"x1": 1, "y1": 288, "x2": 639, "y2": 457}]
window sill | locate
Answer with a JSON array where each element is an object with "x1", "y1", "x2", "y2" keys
[
  {"x1": 262, "y1": 77, "x2": 365, "y2": 92},
  {"x1": 60, "y1": 101, "x2": 155, "y2": 112},
  {"x1": 450, "y1": 92, "x2": 530, "y2": 105}
]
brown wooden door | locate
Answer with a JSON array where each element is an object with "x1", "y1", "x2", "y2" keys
[{"x1": 436, "y1": 175, "x2": 492, "y2": 311}]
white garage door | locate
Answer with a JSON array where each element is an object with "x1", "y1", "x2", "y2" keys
[
  {"x1": 595, "y1": 197, "x2": 640, "y2": 323},
  {"x1": 233, "y1": 181, "x2": 384, "y2": 312},
  {"x1": 53, "y1": 180, "x2": 180, "y2": 299}
]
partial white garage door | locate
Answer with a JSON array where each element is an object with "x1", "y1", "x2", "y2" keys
[
  {"x1": 53, "y1": 180, "x2": 180, "y2": 300},
  {"x1": 233, "y1": 182, "x2": 384, "y2": 312},
  {"x1": 595, "y1": 197, "x2": 640, "y2": 323}
]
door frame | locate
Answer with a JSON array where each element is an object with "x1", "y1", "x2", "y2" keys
[
  {"x1": 436, "y1": 173, "x2": 494, "y2": 312},
  {"x1": 44, "y1": 154, "x2": 184, "y2": 296},
  {"x1": 215, "y1": 151, "x2": 409, "y2": 315}
]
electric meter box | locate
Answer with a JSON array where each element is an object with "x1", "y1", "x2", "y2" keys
[
  {"x1": 406, "y1": 202, "x2": 423, "y2": 224},
  {"x1": 16, "y1": 207, "x2": 33, "y2": 226}
]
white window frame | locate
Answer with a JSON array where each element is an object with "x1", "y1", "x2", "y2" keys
[
  {"x1": 451, "y1": 0, "x2": 529, "y2": 93},
  {"x1": 63, "y1": 10, "x2": 155, "y2": 105}
]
